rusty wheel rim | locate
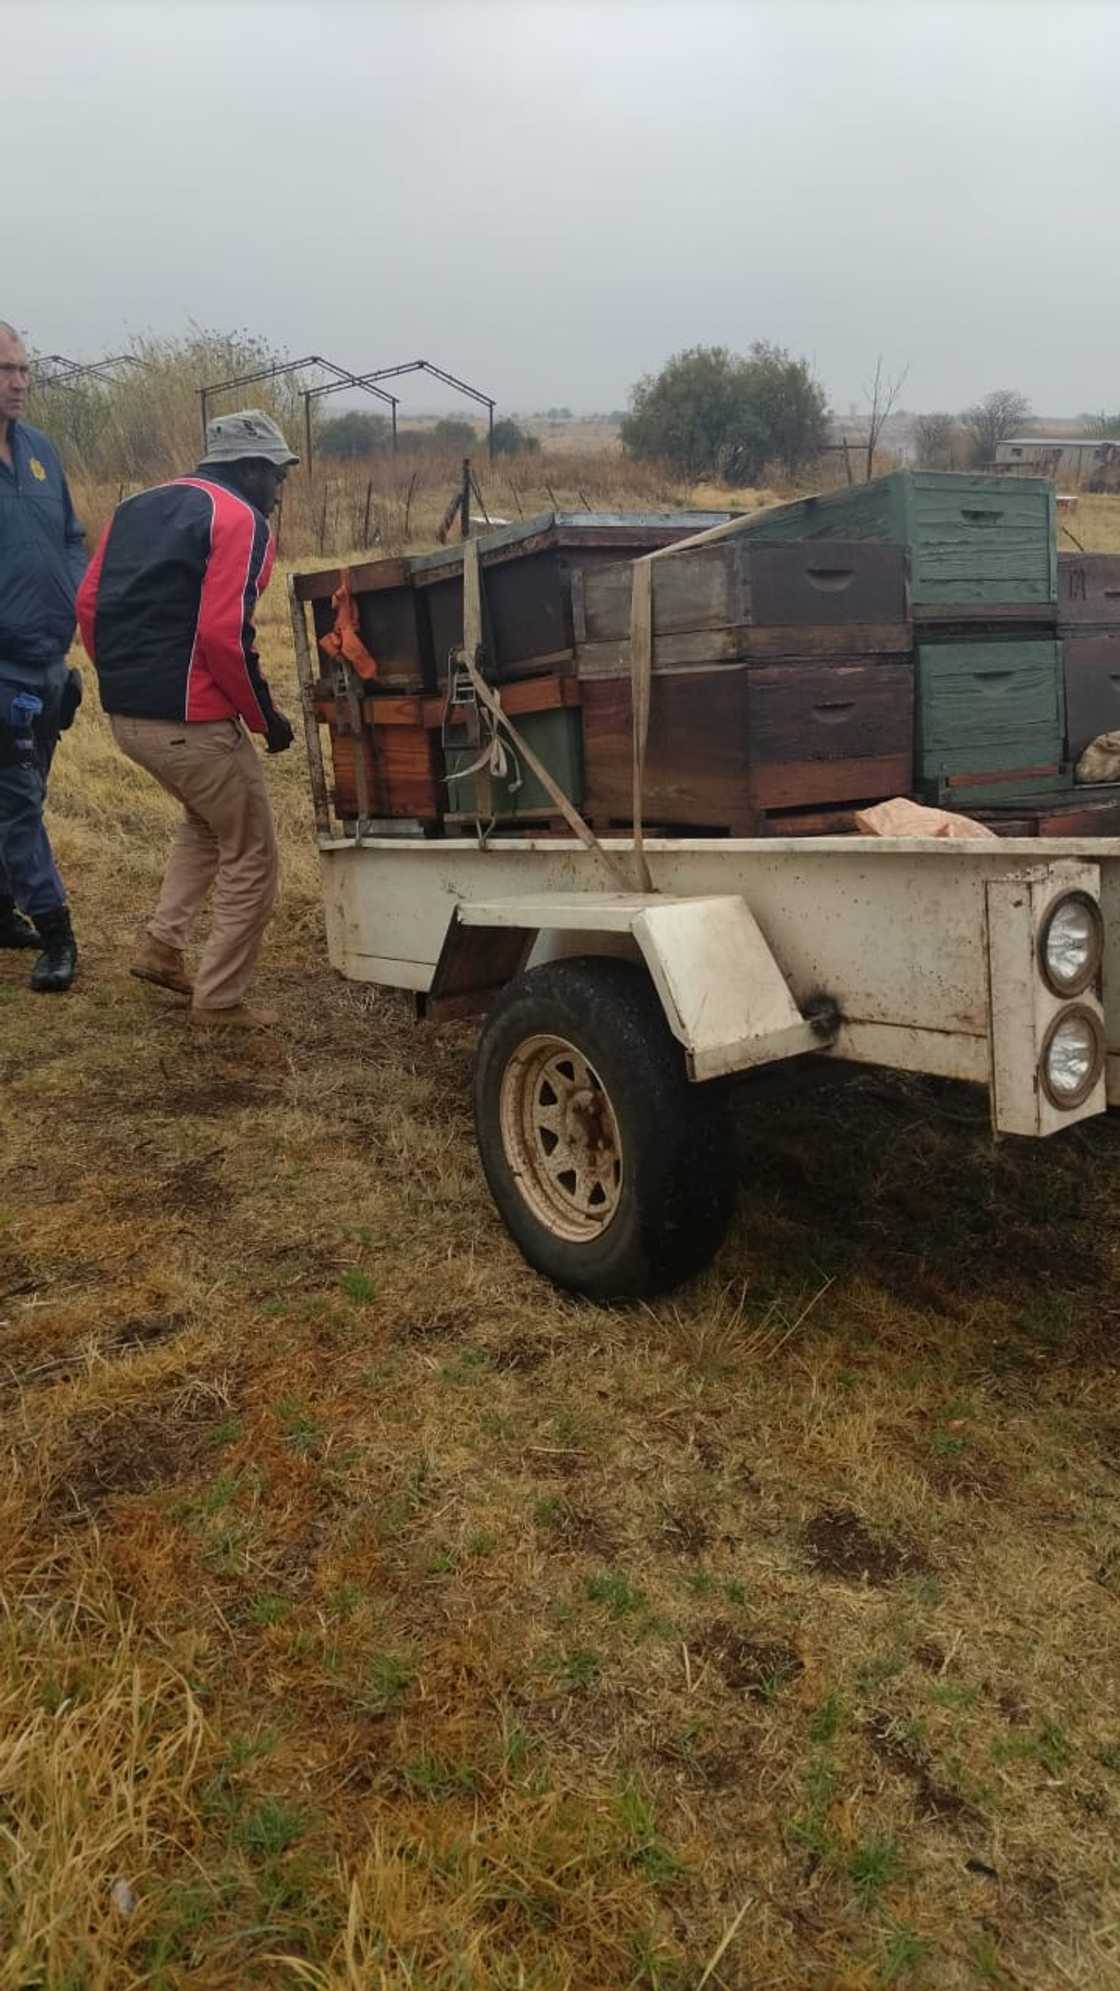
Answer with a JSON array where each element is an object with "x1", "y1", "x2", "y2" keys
[{"x1": 499, "y1": 1034, "x2": 624, "y2": 1242}]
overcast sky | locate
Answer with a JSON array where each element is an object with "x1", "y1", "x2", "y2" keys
[{"x1": 6, "y1": 0, "x2": 1117, "y2": 420}]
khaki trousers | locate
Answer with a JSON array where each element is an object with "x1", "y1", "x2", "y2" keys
[{"x1": 110, "y1": 715, "x2": 279, "y2": 1011}]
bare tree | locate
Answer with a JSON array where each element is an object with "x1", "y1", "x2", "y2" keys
[
  {"x1": 912, "y1": 411, "x2": 964, "y2": 470},
  {"x1": 863, "y1": 355, "x2": 909, "y2": 480},
  {"x1": 960, "y1": 388, "x2": 1032, "y2": 467}
]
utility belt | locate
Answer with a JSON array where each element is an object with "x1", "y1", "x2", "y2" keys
[{"x1": 0, "y1": 667, "x2": 83, "y2": 769}]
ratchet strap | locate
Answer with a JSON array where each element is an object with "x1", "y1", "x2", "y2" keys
[
  {"x1": 318, "y1": 568, "x2": 379, "y2": 680},
  {"x1": 455, "y1": 538, "x2": 635, "y2": 893},
  {"x1": 628, "y1": 556, "x2": 655, "y2": 893}
]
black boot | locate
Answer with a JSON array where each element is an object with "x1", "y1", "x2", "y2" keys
[
  {"x1": 30, "y1": 907, "x2": 78, "y2": 994},
  {"x1": 0, "y1": 897, "x2": 38, "y2": 949}
]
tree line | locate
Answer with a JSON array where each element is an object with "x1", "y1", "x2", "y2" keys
[
  {"x1": 318, "y1": 411, "x2": 539, "y2": 459},
  {"x1": 617, "y1": 348, "x2": 1120, "y2": 482}
]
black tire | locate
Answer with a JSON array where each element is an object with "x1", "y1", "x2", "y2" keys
[{"x1": 472, "y1": 956, "x2": 736, "y2": 1300}]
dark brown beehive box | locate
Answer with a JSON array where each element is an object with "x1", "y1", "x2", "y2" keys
[
  {"x1": 581, "y1": 659, "x2": 914, "y2": 833},
  {"x1": 1062, "y1": 632, "x2": 1120, "y2": 758},
  {"x1": 1058, "y1": 552, "x2": 1120, "y2": 627},
  {"x1": 409, "y1": 511, "x2": 733, "y2": 684},
  {"x1": 576, "y1": 539, "x2": 910, "y2": 662},
  {"x1": 296, "y1": 558, "x2": 430, "y2": 693}
]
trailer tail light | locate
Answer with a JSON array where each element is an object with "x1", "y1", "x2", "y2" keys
[
  {"x1": 1038, "y1": 891, "x2": 1104, "y2": 997},
  {"x1": 1040, "y1": 1006, "x2": 1106, "y2": 1109},
  {"x1": 986, "y1": 861, "x2": 1107, "y2": 1136}
]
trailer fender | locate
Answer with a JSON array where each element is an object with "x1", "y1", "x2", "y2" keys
[{"x1": 424, "y1": 891, "x2": 833, "y2": 1080}]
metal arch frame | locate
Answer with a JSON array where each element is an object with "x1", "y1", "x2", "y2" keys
[
  {"x1": 32, "y1": 352, "x2": 147, "y2": 390},
  {"x1": 198, "y1": 354, "x2": 403, "y2": 476},
  {"x1": 351, "y1": 360, "x2": 496, "y2": 460},
  {"x1": 301, "y1": 373, "x2": 400, "y2": 469}
]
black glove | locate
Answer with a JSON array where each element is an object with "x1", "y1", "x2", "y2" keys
[
  {"x1": 266, "y1": 709, "x2": 295, "y2": 755},
  {"x1": 59, "y1": 667, "x2": 83, "y2": 733}
]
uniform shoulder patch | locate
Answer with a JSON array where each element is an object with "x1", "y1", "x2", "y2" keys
[{"x1": 28, "y1": 457, "x2": 47, "y2": 482}]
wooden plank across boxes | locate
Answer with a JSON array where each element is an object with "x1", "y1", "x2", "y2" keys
[
  {"x1": 574, "y1": 537, "x2": 913, "y2": 834},
  {"x1": 1058, "y1": 554, "x2": 1120, "y2": 763}
]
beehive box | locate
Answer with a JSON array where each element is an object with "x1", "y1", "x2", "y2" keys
[
  {"x1": 971, "y1": 786, "x2": 1120, "y2": 837},
  {"x1": 313, "y1": 693, "x2": 443, "y2": 823},
  {"x1": 1062, "y1": 633, "x2": 1120, "y2": 759},
  {"x1": 1058, "y1": 552, "x2": 1120, "y2": 627},
  {"x1": 444, "y1": 677, "x2": 583, "y2": 823},
  {"x1": 916, "y1": 638, "x2": 1064, "y2": 748},
  {"x1": 581, "y1": 659, "x2": 914, "y2": 832},
  {"x1": 575, "y1": 539, "x2": 910, "y2": 671},
  {"x1": 734, "y1": 472, "x2": 1056, "y2": 613},
  {"x1": 914, "y1": 637, "x2": 1064, "y2": 804},
  {"x1": 409, "y1": 511, "x2": 731, "y2": 684},
  {"x1": 296, "y1": 558, "x2": 430, "y2": 692}
]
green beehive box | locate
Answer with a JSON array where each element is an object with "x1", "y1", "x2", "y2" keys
[
  {"x1": 738, "y1": 472, "x2": 1056, "y2": 611},
  {"x1": 444, "y1": 707, "x2": 583, "y2": 820},
  {"x1": 916, "y1": 639, "x2": 1064, "y2": 751}
]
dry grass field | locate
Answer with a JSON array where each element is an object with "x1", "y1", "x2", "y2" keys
[{"x1": 4, "y1": 474, "x2": 1120, "y2": 1989}]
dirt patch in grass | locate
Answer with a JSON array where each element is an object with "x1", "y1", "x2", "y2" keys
[
  {"x1": 44, "y1": 1394, "x2": 219, "y2": 1521},
  {"x1": 489, "y1": 1333, "x2": 553, "y2": 1373},
  {"x1": 803, "y1": 1507, "x2": 926, "y2": 1584},
  {"x1": 655, "y1": 1501, "x2": 712, "y2": 1558},
  {"x1": 536, "y1": 1498, "x2": 616, "y2": 1557},
  {"x1": 867, "y1": 1710, "x2": 982, "y2": 1829},
  {"x1": 698, "y1": 1621, "x2": 803, "y2": 1699}
]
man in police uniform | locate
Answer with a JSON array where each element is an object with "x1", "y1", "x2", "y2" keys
[{"x1": 0, "y1": 320, "x2": 86, "y2": 992}]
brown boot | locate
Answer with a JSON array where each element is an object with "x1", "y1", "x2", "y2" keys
[
  {"x1": 130, "y1": 934, "x2": 193, "y2": 996},
  {"x1": 189, "y1": 1002, "x2": 279, "y2": 1033}
]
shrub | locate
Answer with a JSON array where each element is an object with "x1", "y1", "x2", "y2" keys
[
  {"x1": 491, "y1": 416, "x2": 540, "y2": 457},
  {"x1": 620, "y1": 342, "x2": 828, "y2": 482},
  {"x1": 318, "y1": 410, "x2": 392, "y2": 458}
]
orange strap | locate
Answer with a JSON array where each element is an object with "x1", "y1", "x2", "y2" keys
[{"x1": 317, "y1": 567, "x2": 379, "y2": 680}]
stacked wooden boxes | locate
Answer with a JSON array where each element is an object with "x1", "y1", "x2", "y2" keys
[
  {"x1": 734, "y1": 471, "x2": 1063, "y2": 809},
  {"x1": 574, "y1": 536, "x2": 913, "y2": 833},
  {"x1": 295, "y1": 553, "x2": 435, "y2": 824},
  {"x1": 412, "y1": 511, "x2": 727, "y2": 826},
  {"x1": 294, "y1": 512, "x2": 730, "y2": 829},
  {"x1": 1058, "y1": 553, "x2": 1120, "y2": 762}
]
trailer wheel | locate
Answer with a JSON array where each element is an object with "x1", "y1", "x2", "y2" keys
[{"x1": 473, "y1": 957, "x2": 735, "y2": 1299}]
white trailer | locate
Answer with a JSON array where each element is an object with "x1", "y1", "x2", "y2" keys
[{"x1": 311, "y1": 825, "x2": 1115, "y2": 1299}]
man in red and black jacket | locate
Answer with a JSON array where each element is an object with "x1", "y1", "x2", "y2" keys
[{"x1": 78, "y1": 410, "x2": 298, "y2": 1031}]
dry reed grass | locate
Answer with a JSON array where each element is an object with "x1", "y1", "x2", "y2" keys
[{"x1": 3, "y1": 478, "x2": 1120, "y2": 1987}]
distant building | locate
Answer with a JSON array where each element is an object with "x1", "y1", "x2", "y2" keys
[{"x1": 995, "y1": 436, "x2": 1120, "y2": 483}]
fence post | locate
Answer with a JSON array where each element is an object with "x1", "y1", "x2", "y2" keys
[{"x1": 460, "y1": 457, "x2": 471, "y2": 540}]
